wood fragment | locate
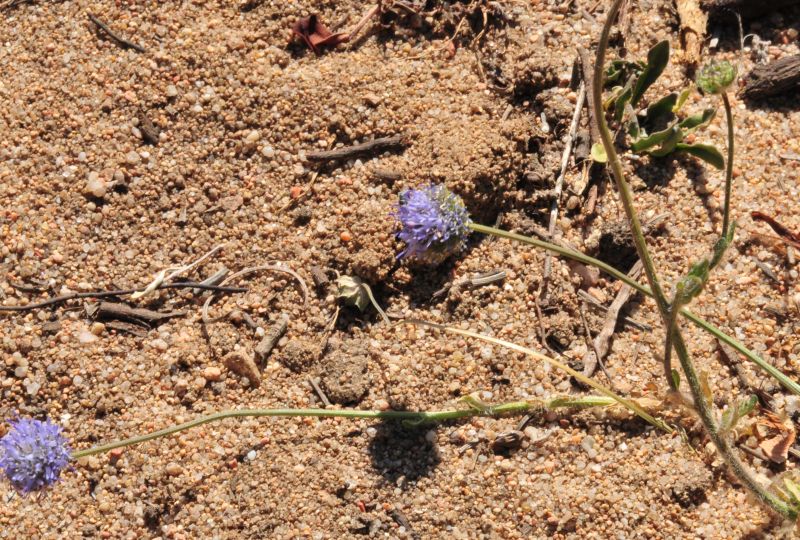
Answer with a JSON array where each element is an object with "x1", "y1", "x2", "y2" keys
[
  {"x1": 86, "y1": 301, "x2": 186, "y2": 325},
  {"x1": 741, "y1": 55, "x2": 800, "y2": 100},
  {"x1": 751, "y1": 211, "x2": 800, "y2": 249},
  {"x1": 255, "y1": 314, "x2": 289, "y2": 362},
  {"x1": 305, "y1": 134, "x2": 408, "y2": 162},
  {"x1": 576, "y1": 290, "x2": 651, "y2": 331},
  {"x1": 138, "y1": 114, "x2": 160, "y2": 145},
  {"x1": 308, "y1": 377, "x2": 332, "y2": 408},
  {"x1": 369, "y1": 167, "x2": 402, "y2": 182},
  {"x1": 583, "y1": 261, "x2": 643, "y2": 378},
  {"x1": 542, "y1": 77, "x2": 586, "y2": 297},
  {"x1": 676, "y1": 0, "x2": 707, "y2": 65},
  {"x1": 310, "y1": 266, "x2": 330, "y2": 289},
  {"x1": 87, "y1": 13, "x2": 146, "y2": 53},
  {"x1": 105, "y1": 320, "x2": 148, "y2": 337},
  {"x1": 223, "y1": 350, "x2": 261, "y2": 387},
  {"x1": 701, "y1": 0, "x2": 800, "y2": 19},
  {"x1": 0, "y1": 282, "x2": 245, "y2": 313},
  {"x1": 577, "y1": 49, "x2": 602, "y2": 145},
  {"x1": 578, "y1": 302, "x2": 614, "y2": 383}
]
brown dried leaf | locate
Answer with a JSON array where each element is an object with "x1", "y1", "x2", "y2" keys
[
  {"x1": 756, "y1": 412, "x2": 796, "y2": 464},
  {"x1": 292, "y1": 15, "x2": 350, "y2": 54}
]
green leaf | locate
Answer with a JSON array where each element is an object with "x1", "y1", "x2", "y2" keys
[
  {"x1": 631, "y1": 40, "x2": 670, "y2": 105},
  {"x1": 631, "y1": 125, "x2": 678, "y2": 152},
  {"x1": 644, "y1": 93, "x2": 678, "y2": 125},
  {"x1": 591, "y1": 143, "x2": 608, "y2": 163},
  {"x1": 675, "y1": 143, "x2": 725, "y2": 169},
  {"x1": 671, "y1": 369, "x2": 681, "y2": 390},
  {"x1": 613, "y1": 83, "x2": 633, "y2": 123},
  {"x1": 679, "y1": 108, "x2": 716, "y2": 131},
  {"x1": 648, "y1": 127, "x2": 683, "y2": 157},
  {"x1": 673, "y1": 88, "x2": 691, "y2": 113}
]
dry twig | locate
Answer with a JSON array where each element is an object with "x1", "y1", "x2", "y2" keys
[{"x1": 87, "y1": 13, "x2": 146, "y2": 53}]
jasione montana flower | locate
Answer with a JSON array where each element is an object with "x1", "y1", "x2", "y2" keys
[
  {"x1": 0, "y1": 417, "x2": 71, "y2": 494},
  {"x1": 394, "y1": 184, "x2": 471, "y2": 264}
]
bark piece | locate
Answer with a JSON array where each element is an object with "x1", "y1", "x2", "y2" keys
[
  {"x1": 676, "y1": 0, "x2": 707, "y2": 65},
  {"x1": 223, "y1": 350, "x2": 261, "y2": 387},
  {"x1": 701, "y1": 0, "x2": 800, "y2": 19},
  {"x1": 741, "y1": 55, "x2": 800, "y2": 100}
]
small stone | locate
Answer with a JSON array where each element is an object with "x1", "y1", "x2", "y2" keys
[
  {"x1": 90, "y1": 322, "x2": 106, "y2": 336},
  {"x1": 14, "y1": 366, "x2": 27, "y2": 378},
  {"x1": 78, "y1": 329, "x2": 99, "y2": 344},
  {"x1": 246, "y1": 450, "x2": 257, "y2": 462},
  {"x1": 125, "y1": 151, "x2": 140, "y2": 165},
  {"x1": 245, "y1": 130, "x2": 261, "y2": 143},
  {"x1": 166, "y1": 85, "x2": 178, "y2": 97},
  {"x1": 363, "y1": 93, "x2": 381, "y2": 107},
  {"x1": 203, "y1": 366, "x2": 222, "y2": 382},
  {"x1": 165, "y1": 462, "x2": 183, "y2": 477},
  {"x1": 151, "y1": 338, "x2": 169, "y2": 352},
  {"x1": 85, "y1": 172, "x2": 107, "y2": 198}
]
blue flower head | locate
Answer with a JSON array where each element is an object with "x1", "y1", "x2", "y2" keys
[
  {"x1": 395, "y1": 184, "x2": 471, "y2": 264},
  {"x1": 0, "y1": 417, "x2": 71, "y2": 494}
]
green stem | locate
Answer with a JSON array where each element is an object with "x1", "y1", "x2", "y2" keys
[
  {"x1": 591, "y1": 1, "x2": 670, "y2": 320},
  {"x1": 663, "y1": 305, "x2": 680, "y2": 388},
  {"x1": 721, "y1": 91, "x2": 735, "y2": 239},
  {"x1": 593, "y1": 0, "x2": 795, "y2": 520},
  {"x1": 71, "y1": 398, "x2": 608, "y2": 459},
  {"x1": 468, "y1": 223, "x2": 800, "y2": 397}
]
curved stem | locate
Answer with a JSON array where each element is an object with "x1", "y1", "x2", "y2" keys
[
  {"x1": 72, "y1": 398, "x2": 607, "y2": 459},
  {"x1": 721, "y1": 91, "x2": 735, "y2": 239},
  {"x1": 593, "y1": 0, "x2": 795, "y2": 520},
  {"x1": 468, "y1": 222, "x2": 800, "y2": 398},
  {"x1": 663, "y1": 305, "x2": 680, "y2": 387},
  {"x1": 592, "y1": 0, "x2": 670, "y2": 319}
]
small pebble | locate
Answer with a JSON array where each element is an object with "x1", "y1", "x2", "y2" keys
[
  {"x1": 203, "y1": 366, "x2": 222, "y2": 381},
  {"x1": 165, "y1": 462, "x2": 183, "y2": 477}
]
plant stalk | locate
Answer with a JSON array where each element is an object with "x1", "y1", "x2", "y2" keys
[
  {"x1": 721, "y1": 91, "x2": 735, "y2": 239},
  {"x1": 468, "y1": 222, "x2": 800, "y2": 398},
  {"x1": 593, "y1": 0, "x2": 795, "y2": 519},
  {"x1": 71, "y1": 398, "x2": 607, "y2": 459}
]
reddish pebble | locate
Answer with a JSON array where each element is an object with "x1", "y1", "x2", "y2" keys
[
  {"x1": 109, "y1": 448, "x2": 124, "y2": 462},
  {"x1": 290, "y1": 186, "x2": 302, "y2": 199},
  {"x1": 227, "y1": 459, "x2": 238, "y2": 469},
  {"x1": 340, "y1": 231, "x2": 352, "y2": 242}
]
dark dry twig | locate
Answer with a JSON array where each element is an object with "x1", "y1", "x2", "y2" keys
[
  {"x1": 0, "y1": 282, "x2": 246, "y2": 313},
  {"x1": 87, "y1": 13, "x2": 146, "y2": 53},
  {"x1": 86, "y1": 301, "x2": 186, "y2": 325},
  {"x1": 305, "y1": 134, "x2": 408, "y2": 162},
  {"x1": 308, "y1": 377, "x2": 332, "y2": 408}
]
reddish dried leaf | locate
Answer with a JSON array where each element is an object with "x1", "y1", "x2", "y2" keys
[
  {"x1": 751, "y1": 211, "x2": 800, "y2": 250},
  {"x1": 755, "y1": 411, "x2": 796, "y2": 464},
  {"x1": 292, "y1": 15, "x2": 350, "y2": 54}
]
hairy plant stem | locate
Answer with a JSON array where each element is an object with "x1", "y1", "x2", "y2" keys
[
  {"x1": 593, "y1": 0, "x2": 794, "y2": 519},
  {"x1": 468, "y1": 223, "x2": 800, "y2": 397},
  {"x1": 71, "y1": 398, "x2": 607, "y2": 459},
  {"x1": 721, "y1": 91, "x2": 735, "y2": 239}
]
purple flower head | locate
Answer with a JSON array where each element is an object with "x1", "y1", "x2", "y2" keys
[
  {"x1": 395, "y1": 184, "x2": 471, "y2": 264},
  {"x1": 0, "y1": 417, "x2": 71, "y2": 494}
]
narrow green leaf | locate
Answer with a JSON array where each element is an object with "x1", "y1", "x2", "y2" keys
[
  {"x1": 675, "y1": 143, "x2": 725, "y2": 169},
  {"x1": 673, "y1": 88, "x2": 691, "y2": 112},
  {"x1": 631, "y1": 125, "x2": 677, "y2": 152},
  {"x1": 679, "y1": 108, "x2": 716, "y2": 130},
  {"x1": 671, "y1": 369, "x2": 681, "y2": 390},
  {"x1": 631, "y1": 40, "x2": 670, "y2": 105},
  {"x1": 613, "y1": 84, "x2": 633, "y2": 123},
  {"x1": 647, "y1": 126, "x2": 683, "y2": 156}
]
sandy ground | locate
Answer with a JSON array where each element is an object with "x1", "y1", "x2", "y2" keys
[{"x1": 1, "y1": 0, "x2": 800, "y2": 538}]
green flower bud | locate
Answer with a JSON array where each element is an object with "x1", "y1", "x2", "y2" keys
[{"x1": 696, "y1": 61, "x2": 737, "y2": 95}]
